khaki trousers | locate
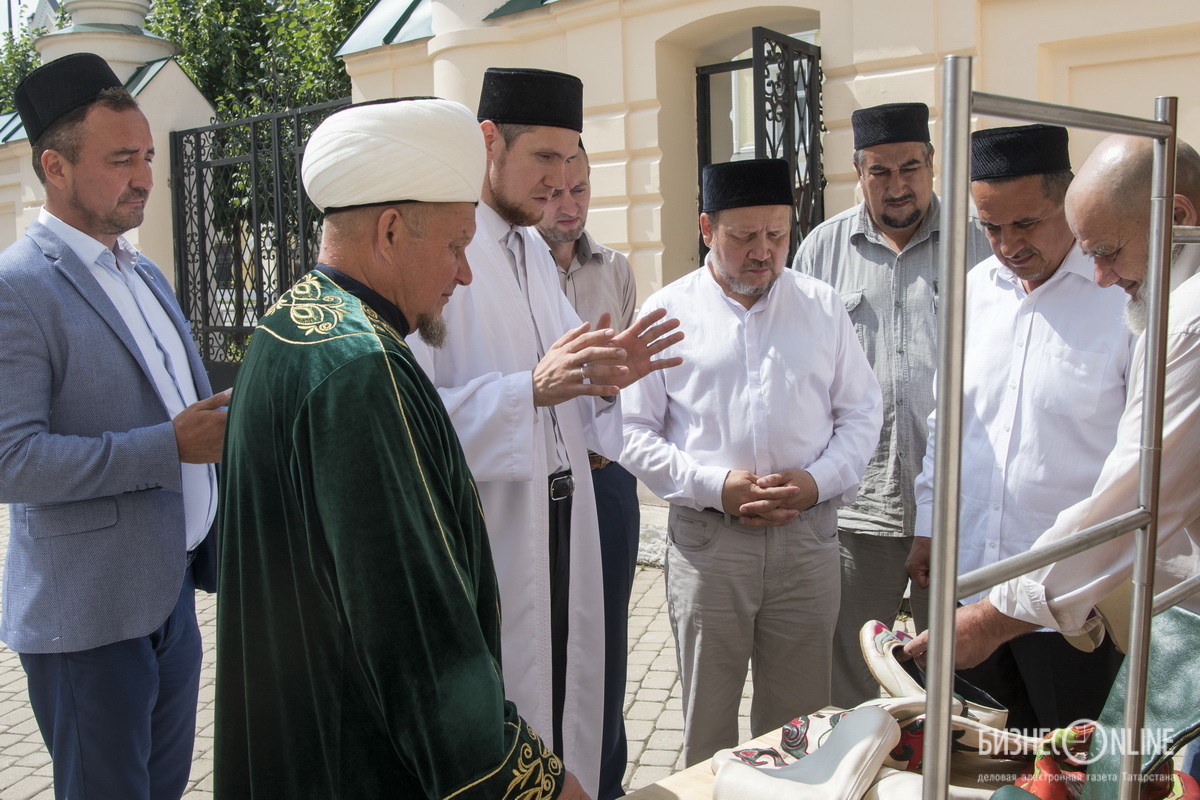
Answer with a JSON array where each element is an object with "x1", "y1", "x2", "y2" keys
[
  {"x1": 830, "y1": 530, "x2": 929, "y2": 709},
  {"x1": 665, "y1": 502, "x2": 840, "y2": 767}
]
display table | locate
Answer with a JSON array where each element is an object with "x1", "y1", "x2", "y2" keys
[{"x1": 625, "y1": 716, "x2": 1022, "y2": 799}]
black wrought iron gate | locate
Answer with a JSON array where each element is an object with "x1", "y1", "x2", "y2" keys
[
  {"x1": 170, "y1": 98, "x2": 350, "y2": 391},
  {"x1": 696, "y1": 26, "x2": 824, "y2": 259}
]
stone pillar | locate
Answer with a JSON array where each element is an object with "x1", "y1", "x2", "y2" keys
[{"x1": 34, "y1": 0, "x2": 178, "y2": 80}]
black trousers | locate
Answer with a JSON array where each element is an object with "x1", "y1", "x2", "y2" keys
[
  {"x1": 958, "y1": 629, "x2": 1125, "y2": 733},
  {"x1": 548, "y1": 472, "x2": 574, "y2": 758},
  {"x1": 593, "y1": 462, "x2": 641, "y2": 799}
]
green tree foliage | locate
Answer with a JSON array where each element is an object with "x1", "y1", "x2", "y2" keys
[
  {"x1": 0, "y1": 0, "x2": 369, "y2": 118},
  {"x1": 146, "y1": 0, "x2": 372, "y2": 119},
  {"x1": 0, "y1": 27, "x2": 45, "y2": 113}
]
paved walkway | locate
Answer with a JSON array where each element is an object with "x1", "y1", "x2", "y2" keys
[{"x1": 0, "y1": 503, "x2": 755, "y2": 798}]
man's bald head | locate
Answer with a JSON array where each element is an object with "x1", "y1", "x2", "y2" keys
[
  {"x1": 1069, "y1": 135, "x2": 1200, "y2": 224},
  {"x1": 1065, "y1": 134, "x2": 1200, "y2": 332}
]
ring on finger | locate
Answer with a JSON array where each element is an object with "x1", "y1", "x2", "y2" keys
[{"x1": 579, "y1": 365, "x2": 586, "y2": 382}]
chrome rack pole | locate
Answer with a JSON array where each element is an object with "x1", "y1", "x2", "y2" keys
[
  {"x1": 1117, "y1": 95, "x2": 1177, "y2": 800},
  {"x1": 1173, "y1": 225, "x2": 1200, "y2": 244},
  {"x1": 1153, "y1": 574, "x2": 1200, "y2": 617},
  {"x1": 922, "y1": 53, "x2": 973, "y2": 800},
  {"x1": 970, "y1": 93, "x2": 1172, "y2": 138},
  {"x1": 957, "y1": 509, "x2": 1151, "y2": 599}
]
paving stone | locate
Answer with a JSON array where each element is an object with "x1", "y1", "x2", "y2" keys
[
  {"x1": 641, "y1": 669, "x2": 677, "y2": 690},
  {"x1": 624, "y1": 718, "x2": 653, "y2": 740},
  {"x1": 648, "y1": 728, "x2": 684, "y2": 750},
  {"x1": 630, "y1": 764, "x2": 675, "y2": 787},
  {"x1": 636, "y1": 687, "x2": 670, "y2": 703},
  {"x1": 656, "y1": 708, "x2": 686, "y2": 731},
  {"x1": 626, "y1": 699, "x2": 665, "y2": 721},
  {"x1": 3, "y1": 774, "x2": 54, "y2": 800}
]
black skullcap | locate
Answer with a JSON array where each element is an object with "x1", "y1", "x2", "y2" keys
[
  {"x1": 971, "y1": 124, "x2": 1071, "y2": 181},
  {"x1": 852, "y1": 102, "x2": 930, "y2": 150},
  {"x1": 477, "y1": 67, "x2": 583, "y2": 132},
  {"x1": 15, "y1": 53, "x2": 123, "y2": 142},
  {"x1": 702, "y1": 159, "x2": 793, "y2": 213}
]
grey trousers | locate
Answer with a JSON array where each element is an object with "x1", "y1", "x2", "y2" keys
[
  {"x1": 831, "y1": 530, "x2": 929, "y2": 709},
  {"x1": 665, "y1": 502, "x2": 840, "y2": 767}
]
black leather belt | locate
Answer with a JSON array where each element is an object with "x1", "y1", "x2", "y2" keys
[{"x1": 549, "y1": 470, "x2": 574, "y2": 501}]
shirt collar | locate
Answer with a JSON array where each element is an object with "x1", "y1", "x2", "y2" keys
[
  {"x1": 702, "y1": 253, "x2": 775, "y2": 312},
  {"x1": 313, "y1": 264, "x2": 411, "y2": 337},
  {"x1": 851, "y1": 193, "x2": 942, "y2": 251},
  {"x1": 574, "y1": 229, "x2": 603, "y2": 265},
  {"x1": 477, "y1": 201, "x2": 516, "y2": 245},
  {"x1": 988, "y1": 241, "x2": 1092, "y2": 289},
  {"x1": 38, "y1": 207, "x2": 137, "y2": 271}
]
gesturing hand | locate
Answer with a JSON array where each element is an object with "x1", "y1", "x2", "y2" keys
[
  {"x1": 173, "y1": 388, "x2": 232, "y2": 464},
  {"x1": 533, "y1": 318, "x2": 630, "y2": 407},
  {"x1": 605, "y1": 308, "x2": 684, "y2": 389}
]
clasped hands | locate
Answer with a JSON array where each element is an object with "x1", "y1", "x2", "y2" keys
[
  {"x1": 532, "y1": 308, "x2": 683, "y2": 407},
  {"x1": 720, "y1": 468, "x2": 818, "y2": 527}
]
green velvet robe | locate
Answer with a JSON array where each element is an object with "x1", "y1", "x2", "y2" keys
[{"x1": 215, "y1": 271, "x2": 564, "y2": 799}]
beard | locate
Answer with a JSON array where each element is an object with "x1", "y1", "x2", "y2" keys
[
  {"x1": 1124, "y1": 244, "x2": 1185, "y2": 334},
  {"x1": 71, "y1": 189, "x2": 147, "y2": 237},
  {"x1": 538, "y1": 220, "x2": 583, "y2": 244},
  {"x1": 487, "y1": 172, "x2": 543, "y2": 227},
  {"x1": 713, "y1": 258, "x2": 778, "y2": 298},
  {"x1": 417, "y1": 315, "x2": 448, "y2": 348},
  {"x1": 1124, "y1": 295, "x2": 1147, "y2": 334},
  {"x1": 880, "y1": 202, "x2": 923, "y2": 231}
]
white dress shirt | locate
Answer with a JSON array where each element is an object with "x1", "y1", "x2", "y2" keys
[
  {"x1": 990, "y1": 248, "x2": 1200, "y2": 632},
  {"x1": 914, "y1": 247, "x2": 1133, "y2": 603},
  {"x1": 621, "y1": 261, "x2": 882, "y2": 511},
  {"x1": 39, "y1": 208, "x2": 216, "y2": 550}
]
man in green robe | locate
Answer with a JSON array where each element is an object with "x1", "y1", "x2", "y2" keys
[{"x1": 215, "y1": 98, "x2": 588, "y2": 799}]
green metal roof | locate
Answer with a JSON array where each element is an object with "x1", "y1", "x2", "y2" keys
[
  {"x1": 125, "y1": 57, "x2": 172, "y2": 95},
  {"x1": 484, "y1": 0, "x2": 562, "y2": 21},
  {"x1": 336, "y1": 0, "x2": 433, "y2": 57},
  {"x1": 0, "y1": 112, "x2": 24, "y2": 144},
  {"x1": 44, "y1": 23, "x2": 172, "y2": 41}
]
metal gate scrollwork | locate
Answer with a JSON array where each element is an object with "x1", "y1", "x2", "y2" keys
[
  {"x1": 170, "y1": 98, "x2": 350, "y2": 390},
  {"x1": 697, "y1": 26, "x2": 824, "y2": 260}
]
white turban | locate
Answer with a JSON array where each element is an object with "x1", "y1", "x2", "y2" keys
[{"x1": 301, "y1": 98, "x2": 485, "y2": 211}]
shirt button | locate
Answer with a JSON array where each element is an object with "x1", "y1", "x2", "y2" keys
[
  {"x1": 1009, "y1": 383, "x2": 1016, "y2": 390},
  {"x1": 896, "y1": 398, "x2": 904, "y2": 405},
  {"x1": 896, "y1": 347, "x2": 905, "y2": 354},
  {"x1": 993, "y1": 505, "x2": 1000, "y2": 511},
  {"x1": 988, "y1": 541, "x2": 998, "y2": 549},
  {"x1": 894, "y1": 301, "x2": 901, "y2": 309},
  {"x1": 1016, "y1": 341, "x2": 1024, "y2": 348}
]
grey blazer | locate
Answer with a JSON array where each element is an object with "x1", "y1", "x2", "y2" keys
[{"x1": 0, "y1": 221, "x2": 217, "y2": 654}]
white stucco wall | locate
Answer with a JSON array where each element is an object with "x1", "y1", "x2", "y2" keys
[{"x1": 343, "y1": 0, "x2": 1200, "y2": 295}]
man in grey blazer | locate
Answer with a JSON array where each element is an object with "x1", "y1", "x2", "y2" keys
[{"x1": 0, "y1": 53, "x2": 228, "y2": 799}]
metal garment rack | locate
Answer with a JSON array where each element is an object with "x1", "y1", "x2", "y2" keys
[{"x1": 923, "y1": 55, "x2": 1200, "y2": 800}]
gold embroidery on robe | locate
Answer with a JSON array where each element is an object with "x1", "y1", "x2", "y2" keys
[
  {"x1": 506, "y1": 736, "x2": 563, "y2": 800},
  {"x1": 269, "y1": 273, "x2": 348, "y2": 335}
]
